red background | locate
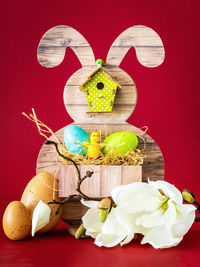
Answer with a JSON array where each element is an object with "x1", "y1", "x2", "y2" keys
[{"x1": 0, "y1": 0, "x2": 200, "y2": 266}]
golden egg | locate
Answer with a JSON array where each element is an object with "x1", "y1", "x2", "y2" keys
[
  {"x1": 3, "y1": 201, "x2": 31, "y2": 240},
  {"x1": 21, "y1": 172, "x2": 62, "y2": 233}
]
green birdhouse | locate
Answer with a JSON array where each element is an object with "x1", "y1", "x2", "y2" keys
[{"x1": 79, "y1": 67, "x2": 121, "y2": 113}]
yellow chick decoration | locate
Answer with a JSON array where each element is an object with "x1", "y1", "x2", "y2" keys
[{"x1": 83, "y1": 130, "x2": 104, "y2": 160}]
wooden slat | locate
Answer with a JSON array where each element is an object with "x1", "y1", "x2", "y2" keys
[
  {"x1": 142, "y1": 148, "x2": 165, "y2": 182},
  {"x1": 64, "y1": 85, "x2": 137, "y2": 105},
  {"x1": 111, "y1": 26, "x2": 164, "y2": 46},
  {"x1": 58, "y1": 165, "x2": 142, "y2": 198},
  {"x1": 106, "y1": 25, "x2": 164, "y2": 67},
  {"x1": 65, "y1": 104, "x2": 136, "y2": 124},
  {"x1": 65, "y1": 66, "x2": 135, "y2": 86},
  {"x1": 80, "y1": 165, "x2": 101, "y2": 197},
  {"x1": 100, "y1": 166, "x2": 121, "y2": 197},
  {"x1": 58, "y1": 165, "x2": 78, "y2": 197},
  {"x1": 107, "y1": 46, "x2": 164, "y2": 67},
  {"x1": 77, "y1": 123, "x2": 144, "y2": 137},
  {"x1": 37, "y1": 25, "x2": 95, "y2": 67},
  {"x1": 121, "y1": 165, "x2": 142, "y2": 184}
]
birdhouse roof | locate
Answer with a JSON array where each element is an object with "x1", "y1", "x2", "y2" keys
[{"x1": 79, "y1": 67, "x2": 121, "y2": 91}]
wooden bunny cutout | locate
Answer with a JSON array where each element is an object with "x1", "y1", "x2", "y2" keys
[{"x1": 36, "y1": 26, "x2": 165, "y2": 220}]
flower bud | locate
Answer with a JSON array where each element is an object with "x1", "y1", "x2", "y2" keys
[
  {"x1": 98, "y1": 208, "x2": 109, "y2": 223},
  {"x1": 97, "y1": 198, "x2": 111, "y2": 209},
  {"x1": 75, "y1": 224, "x2": 86, "y2": 239},
  {"x1": 195, "y1": 216, "x2": 200, "y2": 222},
  {"x1": 97, "y1": 198, "x2": 112, "y2": 223},
  {"x1": 182, "y1": 190, "x2": 195, "y2": 203}
]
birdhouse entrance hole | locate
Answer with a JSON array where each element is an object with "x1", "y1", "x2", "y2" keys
[{"x1": 97, "y1": 82, "x2": 104, "y2": 90}]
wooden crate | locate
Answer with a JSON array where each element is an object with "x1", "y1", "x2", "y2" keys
[
  {"x1": 60, "y1": 164, "x2": 142, "y2": 227},
  {"x1": 58, "y1": 165, "x2": 142, "y2": 198}
]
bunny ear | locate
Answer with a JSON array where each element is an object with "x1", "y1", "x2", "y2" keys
[
  {"x1": 37, "y1": 25, "x2": 95, "y2": 67},
  {"x1": 106, "y1": 25, "x2": 165, "y2": 67}
]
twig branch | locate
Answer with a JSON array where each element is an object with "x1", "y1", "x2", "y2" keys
[
  {"x1": 76, "y1": 171, "x2": 101, "y2": 201},
  {"x1": 46, "y1": 140, "x2": 100, "y2": 202},
  {"x1": 45, "y1": 140, "x2": 81, "y2": 181},
  {"x1": 48, "y1": 195, "x2": 77, "y2": 215}
]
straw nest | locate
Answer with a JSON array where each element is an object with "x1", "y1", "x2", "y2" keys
[
  {"x1": 57, "y1": 142, "x2": 144, "y2": 167},
  {"x1": 23, "y1": 110, "x2": 145, "y2": 167}
]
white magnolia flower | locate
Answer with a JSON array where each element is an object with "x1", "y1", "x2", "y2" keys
[
  {"x1": 81, "y1": 199, "x2": 136, "y2": 247},
  {"x1": 112, "y1": 180, "x2": 196, "y2": 249},
  {"x1": 32, "y1": 200, "x2": 51, "y2": 236},
  {"x1": 81, "y1": 180, "x2": 196, "y2": 249}
]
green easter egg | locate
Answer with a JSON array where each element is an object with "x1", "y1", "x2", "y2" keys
[
  {"x1": 96, "y1": 59, "x2": 104, "y2": 67},
  {"x1": 103, "y1": 132, "x2": 138, "y2": 155}
]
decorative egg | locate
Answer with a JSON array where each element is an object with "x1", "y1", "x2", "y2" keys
[
  {"x1": 3, "y1": 201, "x2": 31, "y2": 240},
  {"x1": 64, "y1": 125, "x2": 90, "y2": 156},
  {"x1": 21, "y1": 172, "x2": 62, "y2": 233},
  {"x1": 103, "y1": 132, "x2": 138, "y2": 155}
]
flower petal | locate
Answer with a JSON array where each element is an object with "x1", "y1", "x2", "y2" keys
[
  {"x1": 172, "y1": 204, "x2": 196, "y2": 238},
  {"x1": 85, "y1": 230, "x2": 99, "y2": 238},
  {"x1": 32, "y1": 200, "x2": 51, "y2": 237},
  {"x1": 115, "y1": 207, "x2": 148, "y2": 235},
  {"x1": 136, "y1": 208, "x2": 164, "y2": 228},
  {"x1": 175, "y1": 204, "x2": 196, "y2": 223},
  {"x1": 141, "y1": 225, "x2": 182, "y2": 249},
  {"x1": 81, "y1": 198, "x2": 99, "y2": 208},
  {"x1": 136, "y1": 199, "x2": 177, "y2": 229},
  {"x1": 120, "y1": 232, "x2": 135, "y2": 246},
  {"x1": 82, "y1": 208, "x2": 103, "y2": 237},
  {"x1": 119, "y1": 194, "x2": 162, "y2": 214},
  {"x1": 112, "y1": 182, "x2": 160, "y2": 206},
  {"x1": 101, "y1": 209, "x2": 127, "y2": 236},
  {"x1": 149, "y1": 180, "x2": 183, "y2": 204},
  {"x1": 95, "y1": 233, "x2": 127, "y2": 248},
  {"x1": 95, "y1": 209, "x2": 136, "y2": 247}
]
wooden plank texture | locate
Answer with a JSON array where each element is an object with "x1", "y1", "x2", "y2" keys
[
  {"x1": 59, "y1": 165, "x2": 78, "y2": 197},
  {"x1": 106, "y1": 25, "x2": 164, "y2": 67},
  {"x1": 61, "y1": 197, "x2": 88, "y2": 224},
  {"x1": 36, "y1": 25, "x2": 165, "y2": 230},
  {"x1": 80, "y1": 165, "x2": 101, "y2": 197},
  {"x1": 58, "y1": 165, "x2": 142, "y2": 198},
  {"x1": 64, "y1": 66, "x2": 137, "y2": 124},
  {"x1": 100, "y1": 166, "x2": 122, "y2": 197},
  {"x1": 37, "y1": 25, "x2": 164, "y2": 125},
  {"x1": 122, "y1": 165, "x2": 142, "y2": 184},
  {"x1": 37, "y1": 25, "x2": 95, "y2": 67}
]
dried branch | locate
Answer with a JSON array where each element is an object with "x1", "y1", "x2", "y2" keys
[
  {"x1": 46, "y1": 140, "x2": 100, "y2": 205},
  {"x1": 45, "y1": 140, "x2": 81, "y2": 181},
  {"x1": 48, "y1": 195, "x2": 77, "y2": 215}
]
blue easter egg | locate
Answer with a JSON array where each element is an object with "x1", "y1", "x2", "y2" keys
[{"x1": 64, "y1": 125, "x2": 90, "y2": 156}]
